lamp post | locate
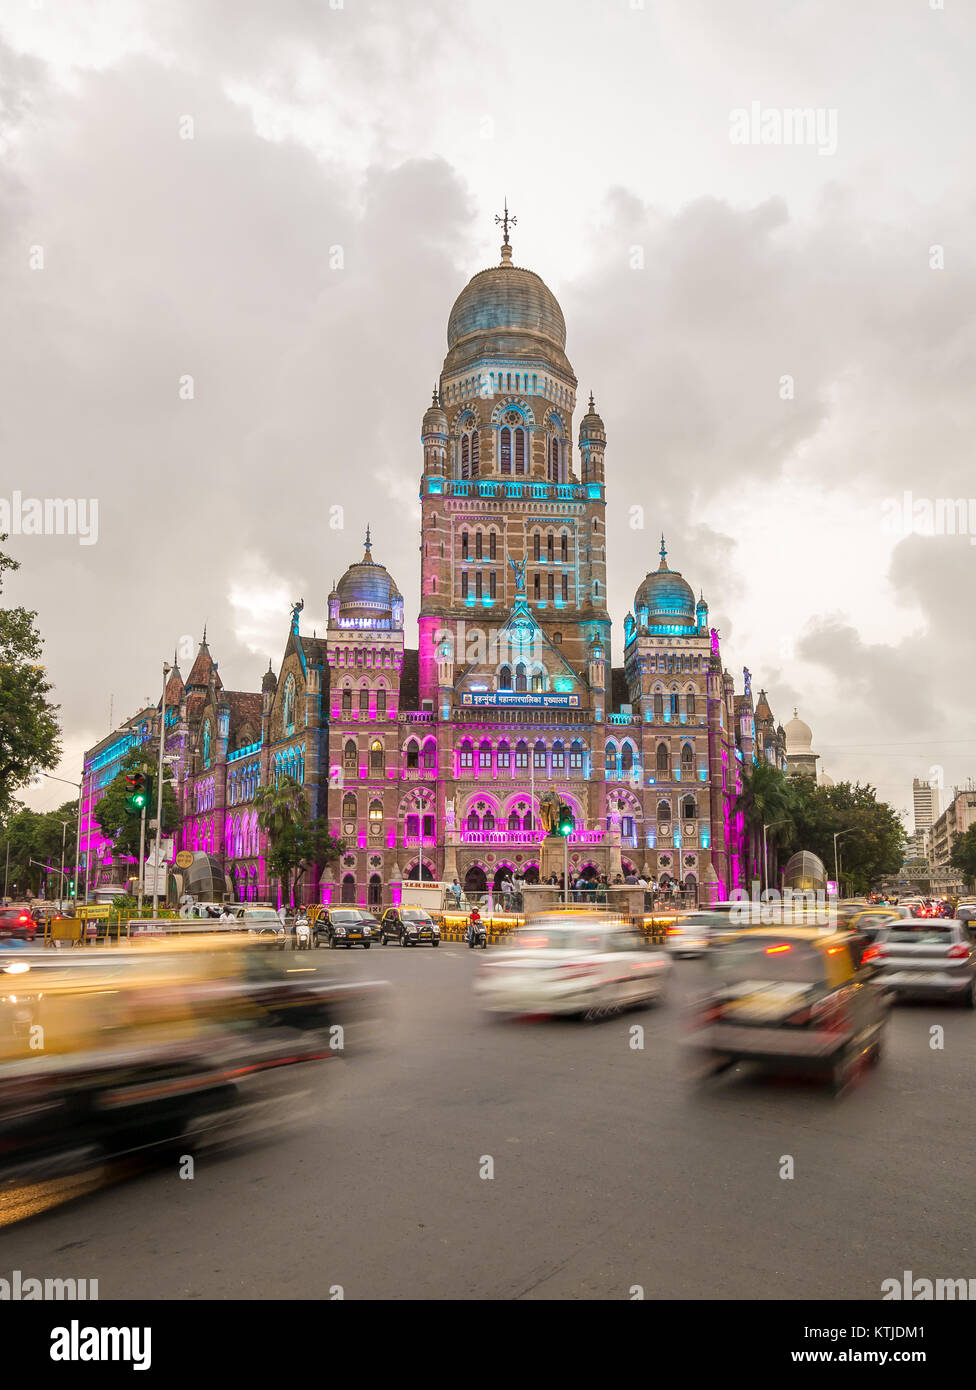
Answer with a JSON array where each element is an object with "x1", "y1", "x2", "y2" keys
[
  {"x1": 762, "y1": 819, "x2": 791, "y2": 896},
  {"x1": 833, "y1": 828, "x2": 858, "y2": 898}
]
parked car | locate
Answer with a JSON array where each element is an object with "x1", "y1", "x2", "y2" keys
[
  {"x1": 379, "y1": 907, "x2": 440, "y2": 947},
  {"x1": 316, "y1": 908, "x2": 375, "y2": 949},
  {"x1": 866, "y1": 919, "x2": 976, "y2": 1007},
  {"x1": 234, "y1": 907, "x2": 287, "y2": 949},
  {"x1": 474, "y1": 913, "x2": 669, "y2": 1019},
  {"x1": 685, "y1": 926, "x2": 891, "y2": 1091}
]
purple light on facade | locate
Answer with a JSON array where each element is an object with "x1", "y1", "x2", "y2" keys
[
  {"x1": 386, "y1": 830, "x2": 395, "y2": 848},
  {"x1": 358, "y1": 833, "x2": 367, "y2": 850}
]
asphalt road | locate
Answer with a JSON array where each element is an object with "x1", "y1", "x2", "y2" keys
[{"x1": 3, "y1": 942, "x2": 974, "y2": 1300}]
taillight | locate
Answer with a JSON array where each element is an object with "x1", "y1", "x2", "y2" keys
[
  {"x1": 947, "y1": 944, "x2": 969, "y2": 959},
  {"x1": 862, "y1": 944, "x2": 881, "y2": 962},
  {"x1": 559, "y1": 964, "x2": 596, "y2": 979}
]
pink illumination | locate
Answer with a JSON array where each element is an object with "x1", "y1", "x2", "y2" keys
[{"x1": 358, "y1": 833, "x2": 367, "y2": 850}]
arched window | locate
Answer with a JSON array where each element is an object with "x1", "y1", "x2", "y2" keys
[
  {"x1": 478, "y1": 740, "x2": 492, "y2": 769},
  {"x1": 342, "y1": 689, "x2": 352, "y2": 717},
  {"x1": 533, "y1": 740, "x2": 546, "y2": 770},
  {"x1": 560, "y1": 533, "x2": 568, "y2": 563},
  {"x1": 533, "y1": 532, "x2": 541, "y2": 562},
  {"x1": 658, "y1": 800, "x2": 672, "y2": 821},
  {"x1": 458, "y1": 740, "x2": 474, "y2": 770},
  {"x1": 547, "y1": 533, "x2": 554, "y2": 563},
  {"x1": 341, "y1": 874, "x2": 356, "y2": 904},
  {"x1": 422, "y1": 740, "x2": 436, "y2": 770},
  {"x1": 683, "y1": 795, "x2": 697, "y2": 819},
  {"x1": 359, "y1": 686, "x2": 369, "y2": 714},
  {"x1": 499, "y1": 412, "x2": 527, "y2": 476},
  {"x1": 621, "y1": 743, "x2": 634, "y2": 772},
  {"x1": 343, "y1": 739, "x2": 356, "y2": 769},
  {"x1": 369, "y1": 799, "x2": 383, "y2": 826},
  {"x1": 548, "y1": 435, "x2": 562, "y2": 483},
  {"x1": 369, "y1": 739, "x2": 383, "y2": 771},
  {"x1": 687, "y1": 693, "x2": 696, "y2": 717},
  {"x1": 569, "y1": 740, "x2": 584, "y2": 771},
  {"x1": 656, "y1": 743, "x2": 669, "y2": 774},
  {"x1": 342, "y1": 793, "x2": 357, "y2": 820},
  {"x1": 681, "y1": 744, "x2": 694, "y2": 774},
  {"x1": 515, "y1": 663, "x2": 527, "y2": 693},
  {"x1": 551, "y1": 740, "x2": 565, "y2": 771},
  {"x1": 653, "y1": 692, "x2": 663, "y2": 718},
  {"x1": 467, "y1": 811, "x2": 480, "y2": 832},
  {"x1": 497, "y1": 741, "x2": 510, "y2": 769},
  {"x1": 514, "y1": 740, "x2": 529, "y2": 769},
  {"x1": 405, "y1": 739, "x2": 419, "y2": 769},
  {"x1": 376, "y1": 688, "x2": 386, "y2": 717},
  {"x1": 605, "y1": 743, "x2": 618, "y2": 774},
  {"x1": 282, "y1": 675, "x2": 296, "y2": 733},
  {"x1": 498, "y1": 664, "x2": 512, "y2": 691},
  {"x1": 368, "y1": 875, "x2": 382, "y2": 906},
  {"x1": 483, "y1": 811, "x2": 495, "y2": 831},
  {"x1": 508, "y1": 810, "x2": 521, "y2": 832},
  {"x1": 406, "y1": 813, "x2": 419, "y2": 837}
]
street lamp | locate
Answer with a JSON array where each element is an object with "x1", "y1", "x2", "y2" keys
[
  {"x1": 762, "y1": 820, "x2": 791, "y2": 897},
  {"x1": 833, "y1": 828, "x2": 858, "y2": 897}
]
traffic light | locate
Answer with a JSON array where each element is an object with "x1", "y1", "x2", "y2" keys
[
  {"x1": 68, "y1": 879, "x2": 76, "y2": 897},
  {"x1": 124, "y1": 770, "x2": 152, "y2": 817},
  {"x1": 557, "y1": 804, "x2": 574, "y2": 837}
]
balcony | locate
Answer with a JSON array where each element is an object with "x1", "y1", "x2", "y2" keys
[
  {"x1": 401, "y1": 768, "x2": 437, "y2": 780},
  {"x1": 399, "y1": 711, "x2": 435, "y2": 723},
  {"x1": 402, "y1": 836, "x2": 438, "y2": 849}
]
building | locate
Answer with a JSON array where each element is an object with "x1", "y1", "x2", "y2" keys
[
  {"x1": 913, "y1": 776, "x2": 939, "y2": 837},
  {"x1": 81, "y1": 218, "x2": 789, "y2": 907},
  {"x1": 928, "y1": 785, "x2": 976, "y2": 895},
  {"x1": 79, "y1": 706, "x2": 157, "y2": 896}
]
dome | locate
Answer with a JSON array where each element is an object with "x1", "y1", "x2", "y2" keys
[
  {"x1": 634, "y1": 539, "x2": 696, "y2": 628},
  {"x1": 335, "y1": 530, "x2": 400, "y2": 619},
  {"x1": 422, "y1": 387, "x2": 447, "y2": 435},
  {"x1": 579, "y1": 391, "x2": 605, "y2": 435},
  {"x1": 444, "y1": 240, "x2": 573, "y2": 378},
  {"x1": 784, "y1": 709, "x2": 813, "y2": 752}
]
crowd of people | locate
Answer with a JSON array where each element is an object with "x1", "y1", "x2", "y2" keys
[{"x1": 447, "y1": 871, "x2": 696, "y2": 912}]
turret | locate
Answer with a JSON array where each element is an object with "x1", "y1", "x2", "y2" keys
[
  {"x1": 577, "y1": 391, "x2": 606, "y2": 486},
  {"x1": 422, "y1": 387, "x2": 448, "y2": 477}
]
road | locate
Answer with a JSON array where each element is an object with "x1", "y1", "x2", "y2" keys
[{"x1": 2, "y1": 942, "x2": 973, "y2": 1300}]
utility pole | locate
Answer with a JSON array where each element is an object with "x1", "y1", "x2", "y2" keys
[{"x1": 137, "y1": 800, "x2": 147, "y2": 914}]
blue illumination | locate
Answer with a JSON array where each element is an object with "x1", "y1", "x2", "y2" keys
[
  {"x1": 700, "y1": 833, "x2": 710, "y2": 849},
  {"x1": 699, "y1": 768, "x2": 707, "y2": 782},
  {"x1": 553, "y1": 678, "x2": 574, "y2": 693},
  {"x1": 673, "y1": 834, "x2": 682, "y2": 849},
  {"x1": 427, "y1": 477, "x2": 443, "y2": 494},
  {"x1": 587, "y1": 484, "x2": 602, "y2": 499}
]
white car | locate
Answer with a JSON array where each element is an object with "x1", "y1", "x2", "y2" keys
[
  {"x1": 664, "y1": 913, "x2": 712, "y2": 958},
  {"x1": 474, "y1": 915, "x2": 670, "y2": 1019}
]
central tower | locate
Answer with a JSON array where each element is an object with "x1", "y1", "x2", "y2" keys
[{"x1": 418, "y1": 218, "x2": 610, "y2": 714}]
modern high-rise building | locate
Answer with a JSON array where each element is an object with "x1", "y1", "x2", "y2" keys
[{"x1": 913, "y1": 776, "x2": 939, "y2": 837}]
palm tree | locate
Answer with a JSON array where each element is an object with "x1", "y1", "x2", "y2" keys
[
  {"x1": 735, "y1": 760, "x2": 795, "y2": 891},
  {"x1": 255, "y1": 776, "x2": 306, "y2": 904}
]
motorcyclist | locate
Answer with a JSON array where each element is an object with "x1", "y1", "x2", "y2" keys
[{"x1": 467, "y1": 906, "x2": 482, "y2": 946}]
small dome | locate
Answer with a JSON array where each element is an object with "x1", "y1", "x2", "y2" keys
[
  {"x1": 784, "y1": 709, "x2": 814, "y2": 752},
  {"x1": 579, "y1": 391, "x2": 605, "y2": 434},
  {"x1": 422, "y1": 387, "x2": 447, "y2": 434},
  {"x1": 634, "y1": 538, "x2": 696, "y2": 627},
  {"x1": 335, "y1": 529, "x2": 400, "y2": 619},
  {"x1": 262, "y1": 661, "x2": 277, "y2": 693}
]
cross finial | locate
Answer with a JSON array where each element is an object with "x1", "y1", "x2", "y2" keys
[{"x1": 495, "y1": 198, "x2": 516, "y2": 249}]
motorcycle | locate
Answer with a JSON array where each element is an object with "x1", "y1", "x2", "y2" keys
[
  {"x1": 468, "y1": 919, "x2": 487, "y2": 950},
  {"x1": 294, "y1": 920, "x2": 312, "y2": 951}
]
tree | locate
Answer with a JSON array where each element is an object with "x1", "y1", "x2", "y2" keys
[
  {"x1": 0, "y1": 538, "x2": 61, "y2": 817},
  {"x1": 734, "y1": 760, "x2": 796, "y2": 887},
  {"x1": 0, "y1": 800, "x2": 78, "y2": 898},
  {"x1": 91, "y1": 750, "x2": 179, "y2": 862},
  {"x1": 787, "y1": 780, "x2": 906, "y2": 894},
  {"x1": 255, "y1": 777, "x2": 345, "y2": 905},
  {"x1": 950, "y1": 825, "x2": 976, "y2": 892}
]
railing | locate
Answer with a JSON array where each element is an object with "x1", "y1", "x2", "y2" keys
[
  {"x1": 401, "y1": 768, "x2": 437, "y2": 779},
  {"x1": 399, "y1": 711, "x2": 435, "y2": 723},
  {"x1": 607, "y1": 713, "x2": 639, "y2": 725},
  {"x1": 460, "y1": 829, "x2": 605, "y2": 846}
]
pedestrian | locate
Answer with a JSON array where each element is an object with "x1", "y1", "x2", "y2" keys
[
  {"x1": 449, "y1": 877, "x2": 463, "y2": 909},
  {"x1": 501, "y1": 874, "x2": 514, "y2": 910}
]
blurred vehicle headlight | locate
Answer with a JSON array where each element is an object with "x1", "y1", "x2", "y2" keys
[
  {"x1": 335, "y1": 927, "x2": 346, "y2": 937},
  {"x1": 362, "y1": 927, "x2": 371, "y2": 936}
]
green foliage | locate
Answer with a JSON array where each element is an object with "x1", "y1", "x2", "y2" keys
[
  {"x1": 255, "y1": 777, "x2": 345, "y2": 902},
  {"x1": 787, "y1": 779, "x2": 906, "y2": 893},
  {"x1": 0, "y1": 799, "x2": 77, "y2": 897},
  {"x1": 949, "y1": 825, "x2": 976, "y2": 890},
  {"x1": 0, "y1": 538, "x2": 62, "y2": 817},
  {"x1": 92, "y1": 750, "x2": 178, "y2": 861}
]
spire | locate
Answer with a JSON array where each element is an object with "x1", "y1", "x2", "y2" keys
[
  {"x1": 495, "y1": 197, "x2": 516, "y2": 263},
  {"x1": 658, "y1": 535, "x2": 668, "y2": 571},
  {"x1": 432, "y1": 385, "x2": 438, "y2": 406},
  {"x1": 201, "y1": 623, "x2": 208, "y2": 646},
  {"x1": 588, "y1": 390, "x2": 595, "y2": 412},
  {"x1": 363, "y1": 525, "x2": 373, "y2": 562}
]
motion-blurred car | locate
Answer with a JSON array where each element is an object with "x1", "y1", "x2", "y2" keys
[
  {"x1": 0, "y1": 937, "x2": 391, "y2": 1177},
  {"x1": 317, "y1": 908, "x2": 375, "y2": 949},
  {"x1": 0, "y1": 907, "x2": 38, "y2": 941},
  {"x1": 474, "y1": 914, "x2": 669, "y2": 1019},
  {"x1": 845, "y1": 904, "x2": 915, "y2": 943},
  {"x1": 664, "y1": 914, "x2": 712, "y2": 957},
  {"x1": 866, "y1": 919, "x2": 976, "y2": 1007},
  {"x1": 685, "y1": 926, "x2": 891, "y2": 1091},
  {"x1": 379, "y1": 907, "x2": 440, "y2": 947}
]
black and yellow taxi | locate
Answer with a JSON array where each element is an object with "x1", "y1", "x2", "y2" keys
[
  {"x1": 685, "y1": 926, "x2": 891, "y2": 1091},
  {"x1": 379, "y1": 907, "x2": 440, "y2": 947},
  {"x1": 316, "y1": 908, "x2": 375, "y2": 949}
]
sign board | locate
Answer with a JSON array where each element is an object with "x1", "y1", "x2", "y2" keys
[
  {"x1": 461, "y1": 693, "x2": 580, "y2": 708},
  {"x1": 175, "y1": 851, "x2": 194, "y2": 869},
  {"x1": 75, "y1": 905, "x2": 110, "y2": 920}
]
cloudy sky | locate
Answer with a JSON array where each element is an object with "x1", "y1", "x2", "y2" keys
[{"x1": 3, "y1": 0, "x2": 974, "y2": 827}]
